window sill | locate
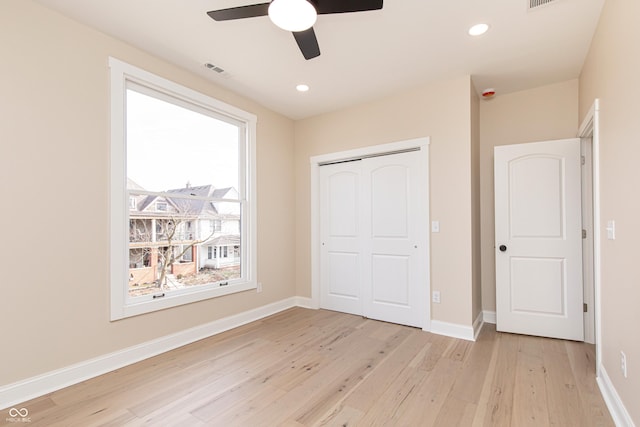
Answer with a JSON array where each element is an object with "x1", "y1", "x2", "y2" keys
[{"x1": 110, "y1": 280, "x2": 256, "y2": 321}]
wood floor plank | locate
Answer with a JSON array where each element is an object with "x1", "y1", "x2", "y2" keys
[
  {"x1": 218, "y1": 323, "x2": 378, "y2": 426},
  {"x1": 471, "y1": 330, "x2": 500, "y2": 427},
  {"x1": 203, "y1": 385, "x2": 287, "y2": 426},
  {"x1": 564, "y1": 340, "x2": 615, "y2": 427},
  {"x1": 341, "y1": 328, "x2": 433, "y2": 412},
  {"x1": 1, "y1": 308, "x2": 614, "y2": 427},
  {"x1": 181, "y1": 316, "x2": 365, "y2": 422},
  {"x1": 512, "y1": 335, "x2": 550, "y2": 427},
  {"x1": 481, "y1": 331, "x2": 519, "y2": 427},
  {"x1": 350, "y1": 330, "x2": 437, "y2": 426},
  {"x1": 393, "y1": 355, "x2": 461, "y2": 426},
  {"x1": 253, "y1": 325, "x2": 412, "y2": 426},
  {"x1": 542, "y1": 339, "x2": 587, "y2": 427},
  {"x1": 414, "y1": 332, "x2": 456, "y2": 372},
  {"x1": 445, "y1": 324, "x2": 497, "y2": 405},
  {"x1": 313, "y1": 329, "x2": 430, "y2": 426},
  {"x1": 314, "y1": 404, "x2": 364, "y2": 427}
]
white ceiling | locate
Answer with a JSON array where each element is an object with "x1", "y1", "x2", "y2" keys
[{"x1": 35, "y1": 0, "x2": 605, "y2": 120}]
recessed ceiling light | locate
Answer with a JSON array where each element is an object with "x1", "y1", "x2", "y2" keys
[
  {"x1": 468, "y1": 23, "x2": 489, "y2": 36},
  {"x1": 296, "y1": 84, "x2": 310, "y2": 92}
]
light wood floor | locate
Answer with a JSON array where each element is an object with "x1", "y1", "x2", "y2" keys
[{"x1": 2, "y1": 308, "x2": 614, "y2": 427}]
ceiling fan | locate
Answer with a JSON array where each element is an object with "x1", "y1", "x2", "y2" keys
[{"x1": 207, "y1": 0, "x2": 384, "y2": 60}]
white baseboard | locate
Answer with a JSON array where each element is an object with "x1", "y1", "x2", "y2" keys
[
  {"x1": 483, "y1": 310, "x2": 496, "y2": 324},
  {"x1": 0, "y1": 296, "x2": 306, "y2": 410},
  {"x1": 597, "y1": 365, "x2": 636, "y2": 427},
  {"x1": 472, "y1": 311, "x2": 484, "y2": 341},
  {"x1": 430, "y1": 319, "x2": 476, "y2": 341},
  {"x1": 293, "y1": 296, "x2": 313, "y2": 309}
]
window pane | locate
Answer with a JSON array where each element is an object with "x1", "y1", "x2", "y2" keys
[
  {"x1": 126, "y1": 87, "x2": 243, "y2": 298},
  {"x1": 198, "y1": 201, "x2": 241, "y2": 283},
  {"x1": 126, "y1": 88, "x2": 239, "y2": 195}
]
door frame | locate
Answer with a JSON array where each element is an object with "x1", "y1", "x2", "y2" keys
[
  {"x1": 578, "y1": 99, "x2": 601, "y2": 367},
  {"x1": 310, "y1": 137, "x2": 431, "y2": 331},
  {"x1": 581, "y1": 137, "x2": 595, "y2": 344}
]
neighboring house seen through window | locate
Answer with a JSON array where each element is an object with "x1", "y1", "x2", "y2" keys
[{"x1": 109, "y1": 58, "x2": 257, "y2": 320}]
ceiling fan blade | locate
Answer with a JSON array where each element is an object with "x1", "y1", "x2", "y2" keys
[
  {"x1": 314, "y1": 0, "x2": 383, "y2": 15},
  {"x1": 207, "y1": 3, "x2": 270, "y2": 21},
  {"x1": 293, "y1": 28, "x2": 321, "y2": 60}
]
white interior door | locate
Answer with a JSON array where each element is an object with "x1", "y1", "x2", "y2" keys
[
  {"x1": 320, "y1": 150, "x2": 427, "y2": 328},
  {"x1": 494, "y1": 138, "x2": 584, "y2": 341},
  {"x1": 362, "y1": 152, "x2": 426, "y2": 327},
  {"x1": 319, "y1": 161, "x2": 363, "y2": 316}
]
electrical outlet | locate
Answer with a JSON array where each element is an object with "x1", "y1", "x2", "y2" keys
[
  {"x1": 432, "y1": 291, "x2": 441, "y2": 304},
  {"x1": 621, "y1": 351, "x2": 628, "y2": 378},
  {"x1": 257, "y1": 282, "x2": 263, "y2": 293}
]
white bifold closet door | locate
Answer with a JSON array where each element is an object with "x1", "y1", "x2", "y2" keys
[{"x1": 319, "y1": 150, "x2": 427, "y2": 328}]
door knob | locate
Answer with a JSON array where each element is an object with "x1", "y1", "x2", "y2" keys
[{"x1": 499, "y1": 245, "x2": 507, "y2": 252}]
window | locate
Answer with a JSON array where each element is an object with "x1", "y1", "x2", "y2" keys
[
  {"x1": 181, "y1": 245, "x2": 193, "y2": 262},
  {"x1": 109, "y1": 58, "x2": 257, "y2": 321}
]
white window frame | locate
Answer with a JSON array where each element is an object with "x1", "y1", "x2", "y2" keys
[{"x1": 109, "y1": 57, "x2": 257, "y2": 321}]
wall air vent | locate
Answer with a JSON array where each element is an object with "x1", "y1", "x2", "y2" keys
[{"x1": 528, "y1": 0, "x2": 558, "y2": 10}]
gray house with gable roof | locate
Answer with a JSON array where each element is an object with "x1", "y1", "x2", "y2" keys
[{"x1": 128, "y1": 181, "x2": 241, "y2": 287}]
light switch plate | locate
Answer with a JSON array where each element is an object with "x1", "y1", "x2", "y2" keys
[
  {"x1": 606, "y1": 220, "x2": 616, "y2": 240},
  {"x1": 431, "y1": 221, "x2": 440, "y2": 233}
]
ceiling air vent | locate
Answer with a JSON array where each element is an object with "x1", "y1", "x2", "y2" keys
[
  {"x1": 205, "y1": 63, "x2": 224, "y2": 73},
  {"x1": 528, "y1": 0, "x2": 557, "y2": 10},
  {"x1": 204, "y1": 63, "x2": 231, "y2": 78}
]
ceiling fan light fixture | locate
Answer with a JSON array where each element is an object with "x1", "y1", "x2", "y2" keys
[{"x1": 268, "y1": 0, "x2": 317, "y2": 32}]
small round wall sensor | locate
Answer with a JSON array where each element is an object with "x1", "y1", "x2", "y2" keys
[{"x1": 482, "y1": 88, "x2": 496, "y2": 98}]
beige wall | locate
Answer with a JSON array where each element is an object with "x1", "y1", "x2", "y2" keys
[
  {"x1": 478, "y1": 80, "x2": 579, "y2": 312},
  {"x1": 0, "y1": 0, "x2": 295, "y2": 386},
  {"x1": 470, "y1": 83, "x2": 482, "y2": 322},
  {"x1": 580, "y1": 0, "x2": 640, "y2": 423},
  {"x1": 294, "y1": 76, "x2": 476, "y2": 326}
]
